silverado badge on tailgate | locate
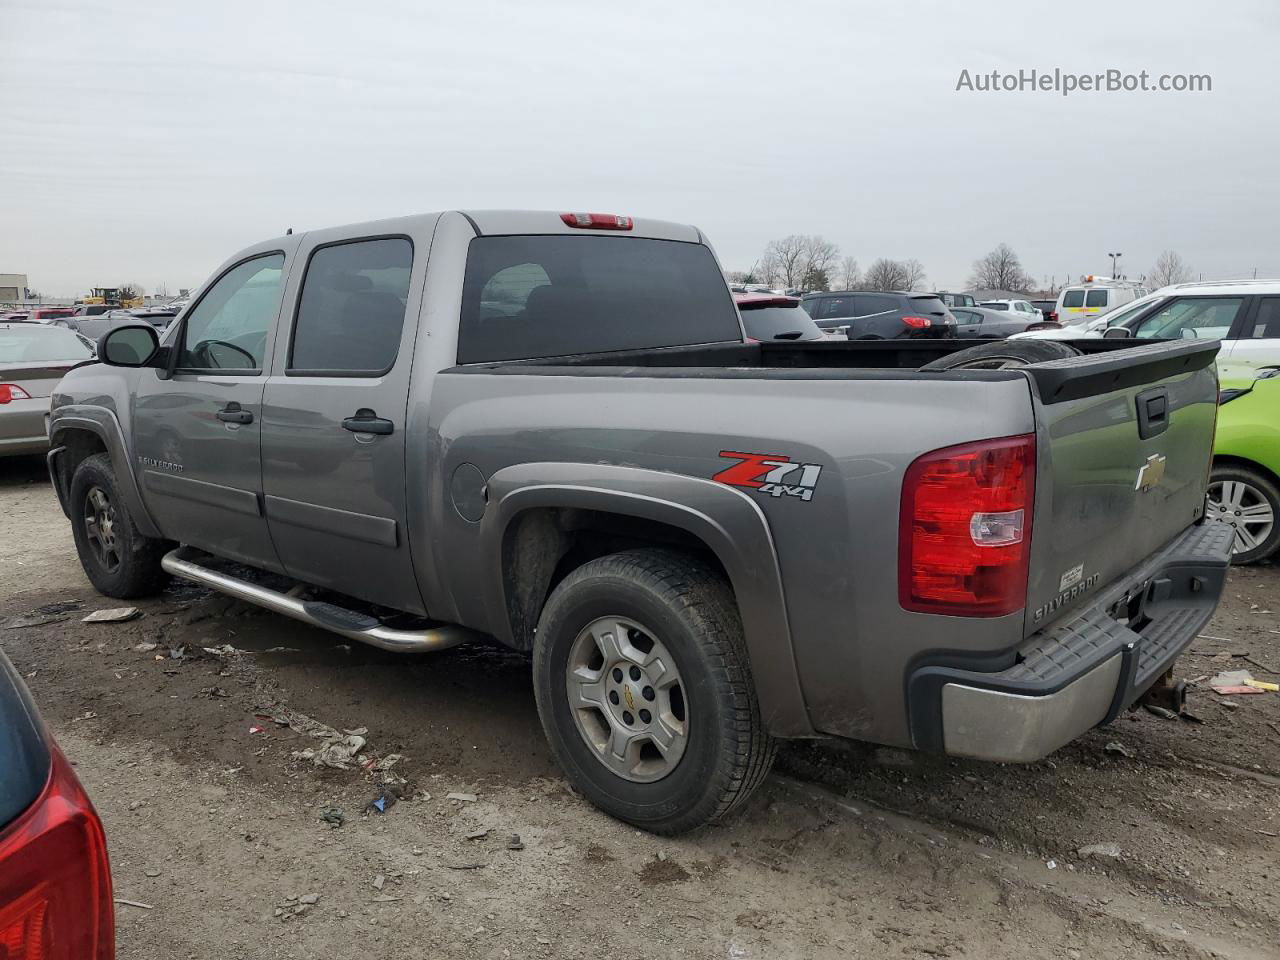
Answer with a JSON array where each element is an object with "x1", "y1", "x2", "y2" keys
[{"x1": 713, "y1": 451, "x2": 823, "y2": 502}]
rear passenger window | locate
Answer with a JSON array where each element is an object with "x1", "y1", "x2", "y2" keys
[
  {"x1": 289, "y1": 238, "x2": 412, "y2": 375},
  {"x1": 1085, "y1": 290, "x2": 1109, "y2": 308},
  {"x1": 1252, "y1": 298, "x2": 1280, "y2": 338},
  {"x1": 854, "y1": 295, "x2": 898, "y2": 316},
  {"x1": 816, "y1": 297, "x2": 851, "y2": 319},
  {"x1": 1061, "y1": 289, "x2": 1085, "y2": 308}
]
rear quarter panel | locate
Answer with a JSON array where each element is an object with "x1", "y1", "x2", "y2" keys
[{"x1": 416, "y1": 368, "x2": 1035, "y2": 746}]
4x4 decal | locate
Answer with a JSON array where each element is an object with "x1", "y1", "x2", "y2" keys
[{"x1": 713, "y1": 451, "x2": 823, "y2": 502}]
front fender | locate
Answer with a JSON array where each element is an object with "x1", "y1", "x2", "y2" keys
[
  {"x1": 480, "y1": 462, "x2": 814, "y2": 737},
  {"x1": 49, "y1": 406, "x2": 162, "y2": 539}
]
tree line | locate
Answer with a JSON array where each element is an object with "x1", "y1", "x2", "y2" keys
[{"x1": 730, "y1": 236, "x2": 1196, "y2": 294}]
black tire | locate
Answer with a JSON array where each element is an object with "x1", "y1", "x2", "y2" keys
[
  {"x1": 69, "y1": 453, "x2": 170, "y2": 598},
  {"x1": 919, "y1": 338, "x2": 1081, "y2": 370},
  {"x1": 532, "y1": 549, "x2": 776, "y2": 834},
  {"x1": 1207, "y1": 464, "x2": 1280, "y2": 565}
]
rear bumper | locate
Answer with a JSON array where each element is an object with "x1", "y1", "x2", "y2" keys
[{"x1": 907, "y1": 520, "x2": 1233, "y2": 763}]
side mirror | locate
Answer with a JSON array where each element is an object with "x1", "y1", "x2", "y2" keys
[
  {"x1": 1101, "y1": 326, "x2": 1132, "y2": 340},
  {"x1": 99, "y1": 324, "x2": 160, "y2": 367}
]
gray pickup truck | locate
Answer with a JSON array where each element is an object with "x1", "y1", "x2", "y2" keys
[{"x1": 46, "y1": 210, "x2": 1232, "y2": 833}]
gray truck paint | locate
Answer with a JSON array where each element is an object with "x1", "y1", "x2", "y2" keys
[{"x1": 49, "y1": 210, "x2": 1229, "y2": 756}]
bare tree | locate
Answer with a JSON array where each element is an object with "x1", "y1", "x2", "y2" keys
[
  {"x1": 1147, "y1": 250, "x2": 1193, "y2": 289},
  {"x1": 756, "y1": 251, "x2": 781, "y2": 286},
  {"x1": 762, "y1": 236, "x2": 808, "y2": 288},
  {"x1": 969, "y1": 244, "x2": 1030, "y2": 292},
  {"x1": 759, "y1": 234, "x2": 840, "y2": 289},
  {"x1": 901, "y1": 258, "x2": 927, "y2": 292},
  {"x1": 798, "y1": 236, "x2": 839, "y2": 289},
  {"x1": 837, "y1": 256, "x2": 860, "y2": 290},
  {"x1": 156, "y1": 281, "x2": 171, "y2": 298},
  {"x1": 864, "y1": 258, "x2": 912, "y2": 291}
]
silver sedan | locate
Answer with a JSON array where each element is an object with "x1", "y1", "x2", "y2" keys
[{"x1": 0, "y1": 323, "x2": 96, "y2": 457}]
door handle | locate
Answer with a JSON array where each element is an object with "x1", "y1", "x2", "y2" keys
[
  {"x1": 342, "y1": 408, "x2": 394, "y2": 435},
  {"x1": 216, "y1": 402, "x2": 253, "y2": 424}
]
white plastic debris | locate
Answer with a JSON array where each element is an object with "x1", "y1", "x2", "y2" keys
[{"x1": 83, "y1": 607, "x2": 139, "y2": 623}]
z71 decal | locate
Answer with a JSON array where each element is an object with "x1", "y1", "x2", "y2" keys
[{"x1": 713, "y1": 451, "x2": 823, "y2": 502}]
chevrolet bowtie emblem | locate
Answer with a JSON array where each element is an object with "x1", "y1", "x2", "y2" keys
[{"x1": 1135, "y1": 454, "x2": 1167, "y2": 492}]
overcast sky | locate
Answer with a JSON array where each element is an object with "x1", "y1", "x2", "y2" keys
[{"x1": 3, "y1": 0, "x2": 1278, "y2": 296}]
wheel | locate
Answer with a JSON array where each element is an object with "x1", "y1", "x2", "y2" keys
[
  {"x1": 919, "y1": 339, "x2": 1081, "y2": 370},
  {"x1": 69, "y1": 453, "x2": 170, "y2": 597},
  {"x1": 1207, "y1": 465, "x2": 1279, "y2": 564},
  {"x1": 532, "y1": 549, "x2": 776, "y2": 834}
]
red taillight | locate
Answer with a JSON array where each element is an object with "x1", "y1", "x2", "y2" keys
[
  {"x1": 899, "y1": 434, "x2": 1036, "y2": 617},
  {"x1": 560, "y1": 212, "x2": 633, "y2": 231},
  {"x1": 0, "y1": 749, "x2": 114, "y2": 960},
  {"x1": 0, "y1": 385, "x2": 33, "y2": 405},
  {"x1": 901, "y1": 316, "x2": 931, "y2": 329}
]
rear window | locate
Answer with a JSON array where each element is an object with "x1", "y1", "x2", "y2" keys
[
  {"x1": 908, "y1": 296, "x2": 948, "y2": 316},
  {"x1": 738, "y1": 302, "x2": 822, "y2": 341},
  {"x1": 458, "y1": 236, "x2": 740, "y2": 363},
  {"x1": 0, "y1": 326, "x2": 94, "y2": 363},
  {"x1": 1085, "y1": 289, "x2": 1109, "y2": 307},
  {"x1": 1061, "y1": 289, "x2": 1086, "y2": 308}
]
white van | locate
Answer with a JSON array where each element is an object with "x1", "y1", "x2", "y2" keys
[{"x1": 1054, "y1": 278, "x2": 1147, "y2": 326}]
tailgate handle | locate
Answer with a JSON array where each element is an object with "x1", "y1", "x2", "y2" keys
[{"x1": 1136, "y1": 388, "x2": 1170, "y2": 439}]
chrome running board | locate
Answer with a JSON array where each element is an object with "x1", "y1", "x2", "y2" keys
[{"x1": 160, "y1": 548, "x2": 480, "y2": 654}]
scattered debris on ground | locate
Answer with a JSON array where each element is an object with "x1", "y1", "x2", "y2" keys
[{"x1": 82, "y1": 607, "x2": 140, "y2": 623}]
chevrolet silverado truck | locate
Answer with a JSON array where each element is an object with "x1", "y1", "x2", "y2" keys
[{"x1": 46, "y1": 210, "x2": 1232, "y2": 833}]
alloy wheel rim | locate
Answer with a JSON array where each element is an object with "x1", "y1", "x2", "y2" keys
[
  {"x1": 83, "y1": 485, "x2": 122, "y2": 573},
  {"x1": 1207, "y1": 480, "x2": 1275, "y2": 555},
  {"x1": 565, "y1": 616, "x2": 688, "y2": 783}
]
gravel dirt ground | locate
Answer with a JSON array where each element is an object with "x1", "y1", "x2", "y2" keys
[{"x1": 2, "y1": 454, "x2": 1278, "y2": 960}]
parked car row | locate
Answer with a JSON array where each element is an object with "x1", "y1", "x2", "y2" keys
[{"x1": 57, "y1": 307, "x2": 178, "y2": 341}]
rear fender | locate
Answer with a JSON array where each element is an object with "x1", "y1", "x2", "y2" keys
[{"x1": 480, "y1": 462, "x2": 814, "y2": 737}]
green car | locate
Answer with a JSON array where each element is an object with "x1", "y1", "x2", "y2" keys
[{"x1": 1210, "y1": 369, "x2": 1280, "y2": 563}]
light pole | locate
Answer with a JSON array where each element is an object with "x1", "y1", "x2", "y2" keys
[{"x1": 1108, "y1": 252, "x2": 1122, "y2": 279}]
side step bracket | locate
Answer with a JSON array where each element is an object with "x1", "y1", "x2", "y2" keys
[{"x1": 160, "y1": 548, "x2": 482, "y2": 654}]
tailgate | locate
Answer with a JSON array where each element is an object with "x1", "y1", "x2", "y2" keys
[{"x1": 1022, "y1": 340, "x2": 1220, "y2": 635}]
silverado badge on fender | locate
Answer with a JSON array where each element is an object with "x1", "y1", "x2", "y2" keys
[{"x1": 713, "y1": 451, "x2": 823, "y2": 502}]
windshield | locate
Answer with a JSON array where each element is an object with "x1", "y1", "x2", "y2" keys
[
  {"x1": 0, "y1": 326, "x2": 94, "y2": 363},
  {"x1": 1090, "y1": 294, "x2": 1164, "y2": 329}
]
